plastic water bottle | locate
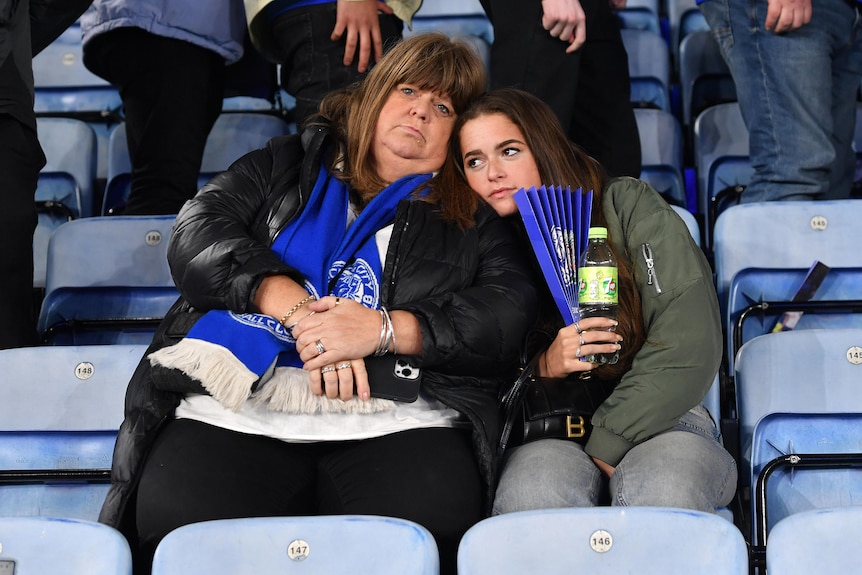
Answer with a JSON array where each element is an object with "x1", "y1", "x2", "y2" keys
[{"x1": 577, "y1": 226, "x2": 619, "y2": 365}]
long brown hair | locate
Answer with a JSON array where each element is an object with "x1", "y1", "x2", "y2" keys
[
  {"x1": 438, "y1": 88, "x2": 646, "y2": 380},
  {"x1": 310, "y1": 33, "x2": 487, "y2": 204}
]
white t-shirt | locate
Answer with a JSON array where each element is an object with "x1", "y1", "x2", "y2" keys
[{"x1": 174, "y1": 217, "x2": 466, "y2": 441}]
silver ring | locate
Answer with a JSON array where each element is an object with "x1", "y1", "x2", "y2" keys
[
  {"x1": 334, "y1": 297, "x2": 341, "y2": 306},
  {"x1": 576, "y1": 346, "x2": 582, "y2": 358},
  {"x1": 336, "y1": 362, "x2": 352, "y2": 370},
  {"x1": 315, "y1": 340, "x2": 325, "y2": 355},
  {"x1": 321, "y1": 366, "x2": 336, "y2": 374},
  {"x1": 574, "y1": 321, "x2": 583, "y2": 334},
  {"x1": 579, "y1": 334, "x2": 585, "y2": 346}
]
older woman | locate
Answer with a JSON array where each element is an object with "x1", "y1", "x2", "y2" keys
[{"x1": 100, "y1": 34, "x2": 538, "y2": 575}]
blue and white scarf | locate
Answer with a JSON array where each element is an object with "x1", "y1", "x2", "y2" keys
[{"x1": 149, "y1": 164, "x2": 431, "y2": 412}]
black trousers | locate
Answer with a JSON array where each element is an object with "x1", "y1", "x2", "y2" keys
[
  {"x1": 0, "y1": 116, "x2": 44, "y2": 349},
  {"x1": 480, "y1": 0, "x2": 641, "y2": 178},
  {"x1": 84, "y1": 28, "x2": 226, "y2": 215},
  {"x1": 135, "y1": 419, "x2": 484, "y2": 575},
  {"x1": 272, "y1": 3, "x2": 404, "y2": 129}
]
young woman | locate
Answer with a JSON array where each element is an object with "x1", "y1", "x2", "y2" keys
[
  {"x1": 100, "y1": 37, "x2": 538, "y2": 575},
  {"x1": 438, "y1": 87, "x2": 737, "y2": 514}
]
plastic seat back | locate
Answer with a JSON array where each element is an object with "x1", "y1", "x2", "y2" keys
[
  {"x1": 725, "y1": 266, "x2": 862, "y2": 371},
  {"x1": 37, "y1": 215, "x2": 178, "y2": 344},
  {"x1": 151, "y1": 515, "x2": 439, "y2": 575},
  {"x1": 458, "y1": 507, "x2": 748, "y2": 574},
  {"x1": 713, "y1": 200, "x2": 862, "y2": 314},
  {"x1": 767, "y1": 506, "x2": 862, "y2": 574},
  {"x1": 0, "y1": 344, "x2": 146, "y2": 520},
  {"x1": 636, "y1": 108, "x2": 685, "y2": 206},
  {"x1": 622, "y1": 29, "x2": 671, "y2": 112},
  {"x1": 734, "y1": 328, "x2": 862, "y2": 492},
  {"x1": 0, "y1": 517, "x2": 132, "y2": 574}
]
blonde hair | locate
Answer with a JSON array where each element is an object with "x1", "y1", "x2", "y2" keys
[{"x1": 313, "y1": 33, "x2": 487, "y2": 203}]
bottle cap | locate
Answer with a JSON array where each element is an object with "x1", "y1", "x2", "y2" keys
[{"x1": 588, "y1": 227, "x2": 608, "y2": 239}]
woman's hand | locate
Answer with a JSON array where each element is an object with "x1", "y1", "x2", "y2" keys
[
  {"x1": 592, "y1": 456, "x2": 615, "y2": 478},
  {"x1": 537, "y1": 316, "x2": 622, "y2": 378},
  {"x1": 311, "y1": 356, "x2": 371, "y2": 401},
  {"x1": 293, "y1": 296, "x2": 381, "y2": 368}
]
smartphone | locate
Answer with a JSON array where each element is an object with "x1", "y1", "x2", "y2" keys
[{"x1": 364, "y1": 355, "x2": 422, "y2": 402}]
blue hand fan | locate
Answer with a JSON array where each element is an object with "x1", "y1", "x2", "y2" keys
[{"x1": 514, "y1": 185, "x2": 593, "y2": 325}]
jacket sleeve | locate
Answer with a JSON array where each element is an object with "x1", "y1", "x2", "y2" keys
[
  {"x1": 585, "y1": 178, "x2": 722, "y2": 467},
  {"x1": 167, "y1": 135, "x2": 307, "y2": 313},
  {"x1": 398, "y1": 206, "x2": 540, "y2": 377}
]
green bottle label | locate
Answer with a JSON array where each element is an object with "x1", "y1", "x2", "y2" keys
[{"x1": 577, "y1": 266, "x2": 618, "y2": 304}]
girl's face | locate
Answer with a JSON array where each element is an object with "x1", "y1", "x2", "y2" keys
[{"x1": 459, "y1": 113, "x2": 542, "y2": 217}]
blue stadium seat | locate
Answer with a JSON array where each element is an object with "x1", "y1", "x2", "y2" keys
[
  {"x1": 37, "y1": 215, "x2": 178, "y2": 344},
  {"x1": 457, "y1": 507, "x2": 748, "y2": 574},
  {"x1": 734, "y1": 329, "x2": 862, "y2": 531},
  {"x1": 33, "y1": 117, "x2": 99, "y2": 289},
  {"x1": 766, "y1": 506, "x2": 862, "y2": 574},
  {"x1": 725, "y1": 266, "x2": 862, "y2": 371},
  {"x1": 750, "y1": 413, "x2": 862, "y2": 551},
  {"x1": 712, "y1": 200, "x2": 862, "y2": 316},
  {"x1": 32, "y1": 22, "x2": 122, "y2": 121},
  {"x1": 668, "y1": 0, "x2": 710, "y2": 71},
  {"x1": 679, "y1": 30, "x2": 736, "y2": 128},
  {"x1": 0, "y1": 517, "x2": 132, "y2": 574},
  {"x1": 693, "y1": 102, "x2": 750, "y2": 246},
  {"x1": 0, "y1": 344, "x2": 146, "y2": 520},
  {"x1": 151, "y1": 515, "x2": 439, "y2": 575},
  {"x1": 617, "y1": 6, "x2": 661, "y2": 36},
  {"x1": 103, "y1": 113, "x2": 292, "y2": 215},
  {"x1": 636, "y1": 108, "x2": 685, "y2": 206},
  {"x1": 622, "y1": 29, "x2": 671, "y2": 112}
]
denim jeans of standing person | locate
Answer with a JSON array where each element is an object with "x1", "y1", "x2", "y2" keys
[
  {"x1": 493, "y1": 405, "x2": 738, "y2": 513},
  {"x1": 699, "y1": 0, "x2": 862, "y2": 202}
]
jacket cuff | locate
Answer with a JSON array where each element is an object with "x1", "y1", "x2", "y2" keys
[{"x1": 584, "y1": 426, "x2": 636, "y2": 468}]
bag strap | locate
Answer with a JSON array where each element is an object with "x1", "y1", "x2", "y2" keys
[{"x1": 498, "y1": 346, "x2": 544, "y2": 459}]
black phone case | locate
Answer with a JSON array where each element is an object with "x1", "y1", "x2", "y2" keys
[{"x1": 364, "y1": 355, "x2": 422, "y2": 402}]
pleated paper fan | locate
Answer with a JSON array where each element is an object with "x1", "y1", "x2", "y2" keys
[{"x1": 514, "y1": 185, "x2": 593, "y2": 325}]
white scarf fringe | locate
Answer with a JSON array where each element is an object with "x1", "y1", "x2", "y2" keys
[
  {"x1": 149, "y1": 340, "x2": 395, "y2": 414},
  {"x1": 252, "y1": 367, "x2": 395, "y2": 414},
  {"x1": 149, "y1": 339, "x2": 258, "y2": 411}
]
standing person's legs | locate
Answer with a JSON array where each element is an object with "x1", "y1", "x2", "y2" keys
[
  {"x1": 701, "y1": 0, "x2": 859, "y2": 202},
  {"x1": 493, "y1": 438, "x2": 603, "y2": 513},
  {"x1": 0, "y1": 117, "x2": 44, "y2": 349},
  {"x1": 609, "y1": 405, "x2": 738, "y2": 512},
  {"x1": 825, "y1": 5, "x2": 862, "y2": 200},
  {"x1": 481, "y1": 0, "x2": 582, "y2": 140},
  {"x1": 481, "y1": 0, "x2": 639, "y2": 177},
  {"x1": 316, "y1": 427, "x2": 484, "y2": 575},
  {"x1": 571, "y1": 0, "x2": 641, "y2": 177},
  {"x1": 84, "y1": 28, "x2": 226, "y2": 215},
  {"x1": 272, "y1": 4, "x2": 404, "y2": 129}
]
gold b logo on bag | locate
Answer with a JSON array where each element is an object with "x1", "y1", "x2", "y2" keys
[{"x1": 566, "y1": 415, "x2": 587, "y2": 438}]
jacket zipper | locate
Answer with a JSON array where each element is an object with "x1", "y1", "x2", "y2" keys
[{"x1": 641, "y1": 243, "x2": 662, "y2": 295}]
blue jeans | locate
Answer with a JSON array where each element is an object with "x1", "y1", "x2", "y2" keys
[
  {"x1": 699, "y1": 0, "x2": 862, "y2": 201},
  {"x1": 493, "y1": 405, "x2": 738, "y2": 513}
]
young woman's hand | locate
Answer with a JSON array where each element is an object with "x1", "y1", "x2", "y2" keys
[{"x1": 537, "y1": 316, "x2": 622, "y2": 378}]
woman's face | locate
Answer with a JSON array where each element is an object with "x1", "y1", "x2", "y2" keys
[
  {"x1": 372, "y1": 84, "x2": 456, "y2": 182},
  {"x1": 459, "y1": 113, "x2": 542, "y2": 217}
]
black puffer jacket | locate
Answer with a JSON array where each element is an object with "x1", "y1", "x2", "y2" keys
[{"x1": 99, "y1": 126, "x2": 539, "y2": 529}]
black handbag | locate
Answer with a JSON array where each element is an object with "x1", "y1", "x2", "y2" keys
[{"x1": 498, "y1": 330, "x2": 616, "y2": 457}]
